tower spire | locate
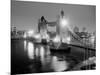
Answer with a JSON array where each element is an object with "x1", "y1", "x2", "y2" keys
[{"x1": 61, "y1": 9, "x2": 64, "y2": 18}]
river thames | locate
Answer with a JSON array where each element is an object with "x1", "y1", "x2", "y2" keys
[{"x1": 11, "y1": 39, "x2": 95, "y2": 74}]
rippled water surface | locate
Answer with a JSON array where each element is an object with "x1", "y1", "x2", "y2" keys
[{"x1": 12, "y1": 39, "x2": 94, "y2": 74}]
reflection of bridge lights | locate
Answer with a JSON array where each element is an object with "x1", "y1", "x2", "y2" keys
[
  {"x1": 51, "y1": 56, "x2": 69, "y2": 72},
  {"x1": 27, "y1": 42, "x2": 34, "y2": 59},
  {"x1": 40, "y1": 46, "x2": 45, "y2": 57},
  {"x1": 35, "y1": 48, "x2": 39, "y2": 57},
  {"x1": 40, "y1": 46, "x2": 45, "y2": 64},
  {"x1": 24, "y1": 40, "x2": 27, "y2": 51},
  {"x1": 60, "y1": 18, "x2": 68, "y2": 27}
]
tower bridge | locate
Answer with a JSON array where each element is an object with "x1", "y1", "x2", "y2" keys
[{"x1": 37, "y1": 10, "x2": 95, "y2": 49}]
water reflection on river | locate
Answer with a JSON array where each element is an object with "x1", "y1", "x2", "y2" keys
[
  {"x1": 11, "y1": 39, "x2": 78, "y2": 74},
  {"x1": 24, "y1": 40, "x2": 69, "y2": 72}
]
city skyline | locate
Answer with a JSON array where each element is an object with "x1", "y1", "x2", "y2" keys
[{"x1": 11, "y1": 0, "x2": 96, "y2": 33}]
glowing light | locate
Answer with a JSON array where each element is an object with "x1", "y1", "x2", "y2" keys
[
  {"x1": 34, "y1": 34, "x2": 41, "y2": 39},
  {"x1": 67, "y1": 37, "x2": 71, "y2": 44},
  {"x1": 40, "y1": 46, "x2": 45, "y2": 57},
  {"x1": 67, "y1": 37, "x2": 71, "y2": 42},
  {"x1": 46, "y1": 34, "x2": 50, "y2": 42},
  {"x1": 53, "y1": 35, "x2": 60, "y2": 43},
  {"x1": 28, "y1": 30, "x2": 34, "y2": 37},
  {"x1": 60, "y1": 18, "x2": 68, "y2": 27},
  {"x1": 40, "y1": 46, "x2": 45, "y2": 65},
  {"x1": 23, "y1": 33, "x2": 27, "y2": 38},
  {"x1": 27, "y1": 42, "x2": 34, "y2": 59},
  {"x1": 65, "y1": 37, "x2": 71, "y2": 44},
  {"x1": 51, "y1": 56, "x2": 69, "y2": 72},
  {"x1": 90, "y1": 36, "x2": 95, "y2": 44},
  {"x1": 83, "y1": 57, "x2": 96, "y2": 65}
]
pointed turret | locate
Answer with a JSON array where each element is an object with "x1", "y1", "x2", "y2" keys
[{"x1": 61, "y1": 9, "x2": 64, "y2": 18}]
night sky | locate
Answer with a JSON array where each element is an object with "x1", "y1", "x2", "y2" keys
[{"x1": 11, "y1": 0, "x2": 96, "y2": 33}]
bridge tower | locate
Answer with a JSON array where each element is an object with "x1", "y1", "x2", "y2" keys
[
  {"x1": 37, "y1": 10, "x2": 65, "y2": 39},
  {"x1": 38, "y1": 16, "x2": 48, "y2": 39},
  {"x1": 38, "y1": 16, "x2": 47, "y2": 33}
]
